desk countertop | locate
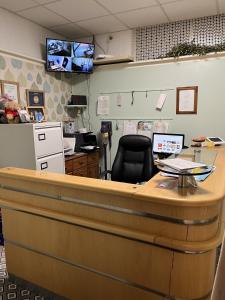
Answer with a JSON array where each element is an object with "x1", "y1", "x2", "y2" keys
[
  {"x1": 0, "y1": 147, "x2": 225, "y2": 252},
  {"x1": 0, "y1": 147, "x2": 224, "y2": 300},
  {"x1": 1, "y1": 147, "x2": 225, "y2": 207}
]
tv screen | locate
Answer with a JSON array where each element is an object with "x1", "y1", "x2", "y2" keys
[{"x1": 46, "y1": 39, "x2": 94, "y2": 73}]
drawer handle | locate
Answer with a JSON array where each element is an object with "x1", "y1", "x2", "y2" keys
[
  {"x1": 41, "y1": 162, "x2": 48, "y2": 170},
  {"x1": 38, "y1": 133, "x2": 46, "y2": 141}
]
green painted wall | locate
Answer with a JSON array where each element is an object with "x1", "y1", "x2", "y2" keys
[{"x1": 72, "y1": 57, "x2": 225, "y2": 169}]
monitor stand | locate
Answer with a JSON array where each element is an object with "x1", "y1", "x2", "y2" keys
[{"x1": 157, "y1": 153, "x2": 172, "y2": 160}]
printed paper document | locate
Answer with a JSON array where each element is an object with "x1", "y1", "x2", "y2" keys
[
  {"x1": 97, "y1": 96, "x2": 110, "y2": 115},
  {"x1": 156, "y1": 158, "x2": 207, "y2": 171}
]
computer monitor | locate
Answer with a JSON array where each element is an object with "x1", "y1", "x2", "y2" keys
[{"x1": 152, "y1": 133, "x2": 185, "y2": 156}]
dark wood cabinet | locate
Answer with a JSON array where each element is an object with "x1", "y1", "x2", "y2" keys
[{"x1": 65, "y1": 151, "x2": 99, "y2": 179}]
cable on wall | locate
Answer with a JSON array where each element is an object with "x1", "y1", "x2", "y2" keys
[
  {"x1": 98, "y1": 88, "x2": 174, "y2": 95},
  {"x1": 100, "y1": 118, "x2": 173, "y2": 121},
  {"x1": 85, "y1": 74, "x2": 92, "y2": 131},
  {"x1": 98, "y1": 88, "x2": 174, "y2": 106}
]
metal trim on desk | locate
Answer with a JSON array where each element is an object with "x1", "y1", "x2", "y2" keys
[
  {"x1": 0, "y1": 202, "x2": 214, "y2": 254},
  {"x1": 0, "y1": 185, "x2": 218, "y2": 226}
]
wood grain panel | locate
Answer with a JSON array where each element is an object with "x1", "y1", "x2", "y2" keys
[
  {"x1": 87, "y1": 152, "x2": 99, "y2": 164},
  {"x1": 170, "y1": 250, "x2": 216, "y2": 299},
  {"x1": 187, "y1": 220, "x2": 219, "y2": 242},
  {"x1": 87, "y1": 164, "x2": 99, "y2": 178},
  {"x1": 65, "y1": 159, "x2": 73, "y2": 173},
  {"x1": 73, "y1": 156, "x2": 87, "y2": 170},
  {"x1": 5, "y1": 243, "x2": 164, "y2": 300},
  {"x1": 3, "y1": 209, "x2": 173, "y2": 294},
  {"x1": 73, "y1": 166, "x2": 88, "y2": 177},
  {"x1": 0, "y1": 189, "x2": 188, "y2": 240}
]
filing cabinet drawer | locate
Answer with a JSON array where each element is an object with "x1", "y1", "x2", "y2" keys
[
  {"x1": 64, "y1": 151, "x2": 99, "y2": 178},
  {"x1": 87, "y1": 163, "x2": 99, "y2": 178},
  {"x1": 34, "y1": 127, "x2": 63, "y2": 158},
  {"x1": 73, "y1": 156, "x2": 87, "y2": 170},
  {"x1": 73, "y1": 166, "x2": 87, "y2": 177},
  {"x1": 65, "y1": 160, "x2": 73, "y2": 173},
  {"x1": 87, "y1": 152, "x2": 99, "y2": 164},
  {"x1": 36, "y1": 153, "x2": 65, "y2": 174}
]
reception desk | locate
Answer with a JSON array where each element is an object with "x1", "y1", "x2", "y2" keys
[{"x1": 0, "y1": 148, "x2": 225, "y2": 300}]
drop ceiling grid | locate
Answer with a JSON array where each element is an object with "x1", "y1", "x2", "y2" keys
[{"x1": 0, "y1": 0, "x2": 223, "y2": 38}]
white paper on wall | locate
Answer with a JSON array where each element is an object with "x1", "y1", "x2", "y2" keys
[
  {"x1": 153, "y1": 120, "x2": 169, "y2": 133},
  {"x1": 137, "y1": 121, "x2": 153, "y2": 138},
  {"x1": 116, "y1": 94, "x2": 123, "y2": 107},
  {"x1": 156, "y1": 93, "x2": 167, "y2": 110},
  {"x1": 179, "y1": 90, "x2": 195, "y2": 111},
  {"x1": 123, "y1": 120, "x2": 137, "y2": 136},
  {"x1": 97, "y1": 95, "x2": 110, "y2": 115}
]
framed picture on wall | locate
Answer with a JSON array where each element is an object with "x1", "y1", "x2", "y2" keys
[
  {"x1": 26, "y1": 90, "x2": 45, "y2": 107},
  {"x1": 27, "y1": 106, "x2": 46, "y2": 122},
  {"x1": 1, "y1": 80, "x2": 20, "y2": 104},
  {"x1": 176, "y1": 86, "x2": 198, "y2": 114}
]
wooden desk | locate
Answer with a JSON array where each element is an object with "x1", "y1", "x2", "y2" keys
[
  {"x1": 0, "y1": 147, "x2": 225, "y2": 300},
  {"x1": 65, "y1": 150, "x2": 99, "y2": 178}
]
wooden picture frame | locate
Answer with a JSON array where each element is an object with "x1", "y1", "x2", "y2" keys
[
  {"x1": 1, "y1": 80, "x2": 20, "y2": 104},
  {"x1": 26, "y1": 89, "x2": 45, "y2": 107},
  {"x1": 176, "y1": 86, "x2": 198, "y2": 114},
  {"x1": 27, "y1": 106, "x2": 46, "y2": 122}
]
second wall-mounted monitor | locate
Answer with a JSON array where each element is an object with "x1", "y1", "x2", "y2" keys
[{"x1": 46, "y1": 38, "x2": 94, "y2": 74}]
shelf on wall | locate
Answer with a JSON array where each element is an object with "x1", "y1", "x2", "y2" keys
[
  {"x1": 93, "y1": 51, "x2": 225, "y2": 69},
  {"x1": 94, "y1": 56, "x2": 134, "y2": 65},
  {"x1": 64, "y1": 105, "x2": 87, "y2": 108}
]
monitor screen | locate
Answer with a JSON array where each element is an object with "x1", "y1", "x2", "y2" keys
[
  {"x1": 46, "y1": 39, "x2": 94, "y2": 73},
  {"x1": 152, "y1": 133, "x2": 184, "y2": 154}
]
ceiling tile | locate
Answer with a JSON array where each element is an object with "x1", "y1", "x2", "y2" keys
[
  {"x1": 158, "y1": 0, "x2": 182, "y2": 4},
  {"x1": 45, "y1": 0, "x2": 109, "y2": 22},
  {"x1": 51, "y1": 23, "x2": 91, "y2": 38},
  {"x1": 95, "y1": 0, "x2": 157, "y2": 13},
  {"x1": 0, "y1": 0, "x2": 37, "y2": 12},
  {"x1": 77, "y1": 15, "x2": 127, "y2": 34},
  {"x1": 34, "y1": 0, "x2": 59, "y2": 4},
  {"x1": 218, "y1": 0, "x2": 225, "y2": 13},
  {"x1": 18, "y1": 6, "x2": 68, "y2": 27},
  {"x1": 116, "y1": 6, "x2": 168, "y2": 28},
  {"x1": 163, "y1": 0, "x2": 218, "y2": 22}
]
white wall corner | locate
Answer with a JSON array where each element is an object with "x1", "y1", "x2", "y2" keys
[{"x1": 79, "y1": 30, "x2": 135, "y2": 60}]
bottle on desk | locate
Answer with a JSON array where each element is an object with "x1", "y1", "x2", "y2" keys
[{"x1": 194, "y1": 149, "x2": 201, "y2": 163}]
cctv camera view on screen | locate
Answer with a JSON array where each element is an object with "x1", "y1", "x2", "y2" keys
[{"x1": 46, "y1": 39, "x2": 94, "y2": 73}]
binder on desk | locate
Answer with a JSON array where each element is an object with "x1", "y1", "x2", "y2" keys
[{"x1": 155, "y1": 158, "x2": 207, "y2": 172}]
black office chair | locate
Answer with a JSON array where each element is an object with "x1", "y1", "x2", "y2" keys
[{"x1": 111, "y1": 135, "x2": 154, "y2": 184}]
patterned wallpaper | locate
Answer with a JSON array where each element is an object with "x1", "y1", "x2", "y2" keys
[
  {"x1": 0, "y1": 52, "x2": 72, "y2": 121},
  {"x1": 136, "y1": 14, "x2": 225, "y2": 60}
]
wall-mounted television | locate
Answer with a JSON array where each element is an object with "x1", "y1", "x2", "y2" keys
[{"x1": 46, "y1": 38, "x2": 95, "y2": 74}]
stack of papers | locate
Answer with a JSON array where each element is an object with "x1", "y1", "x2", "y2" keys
[
  {"x1": 156, "y1": 158, "x2": 207, "y2": 172},
  {"x1": 64, "y1": 148, "x2": 75, "y2": 156}
]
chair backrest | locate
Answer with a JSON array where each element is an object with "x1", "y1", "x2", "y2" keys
[{"x1": 111, "y1": 135, "x2": 154, "y2": 184}]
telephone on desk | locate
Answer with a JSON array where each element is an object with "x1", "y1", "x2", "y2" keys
[
  {"x1": 192, "y1": 136, "x2": 225, "y2": 147},
  {"x1": 206, "y1": 137, "x2": 225, "y2": 146}
]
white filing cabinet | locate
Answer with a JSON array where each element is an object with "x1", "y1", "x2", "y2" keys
[{"x1": 0, "y1": 122, "x2": 65, "y2": 174}]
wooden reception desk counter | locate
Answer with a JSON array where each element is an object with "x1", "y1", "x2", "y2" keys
[{"x1": 0, "y1": 148, "x2": 225, "y2": 300}]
